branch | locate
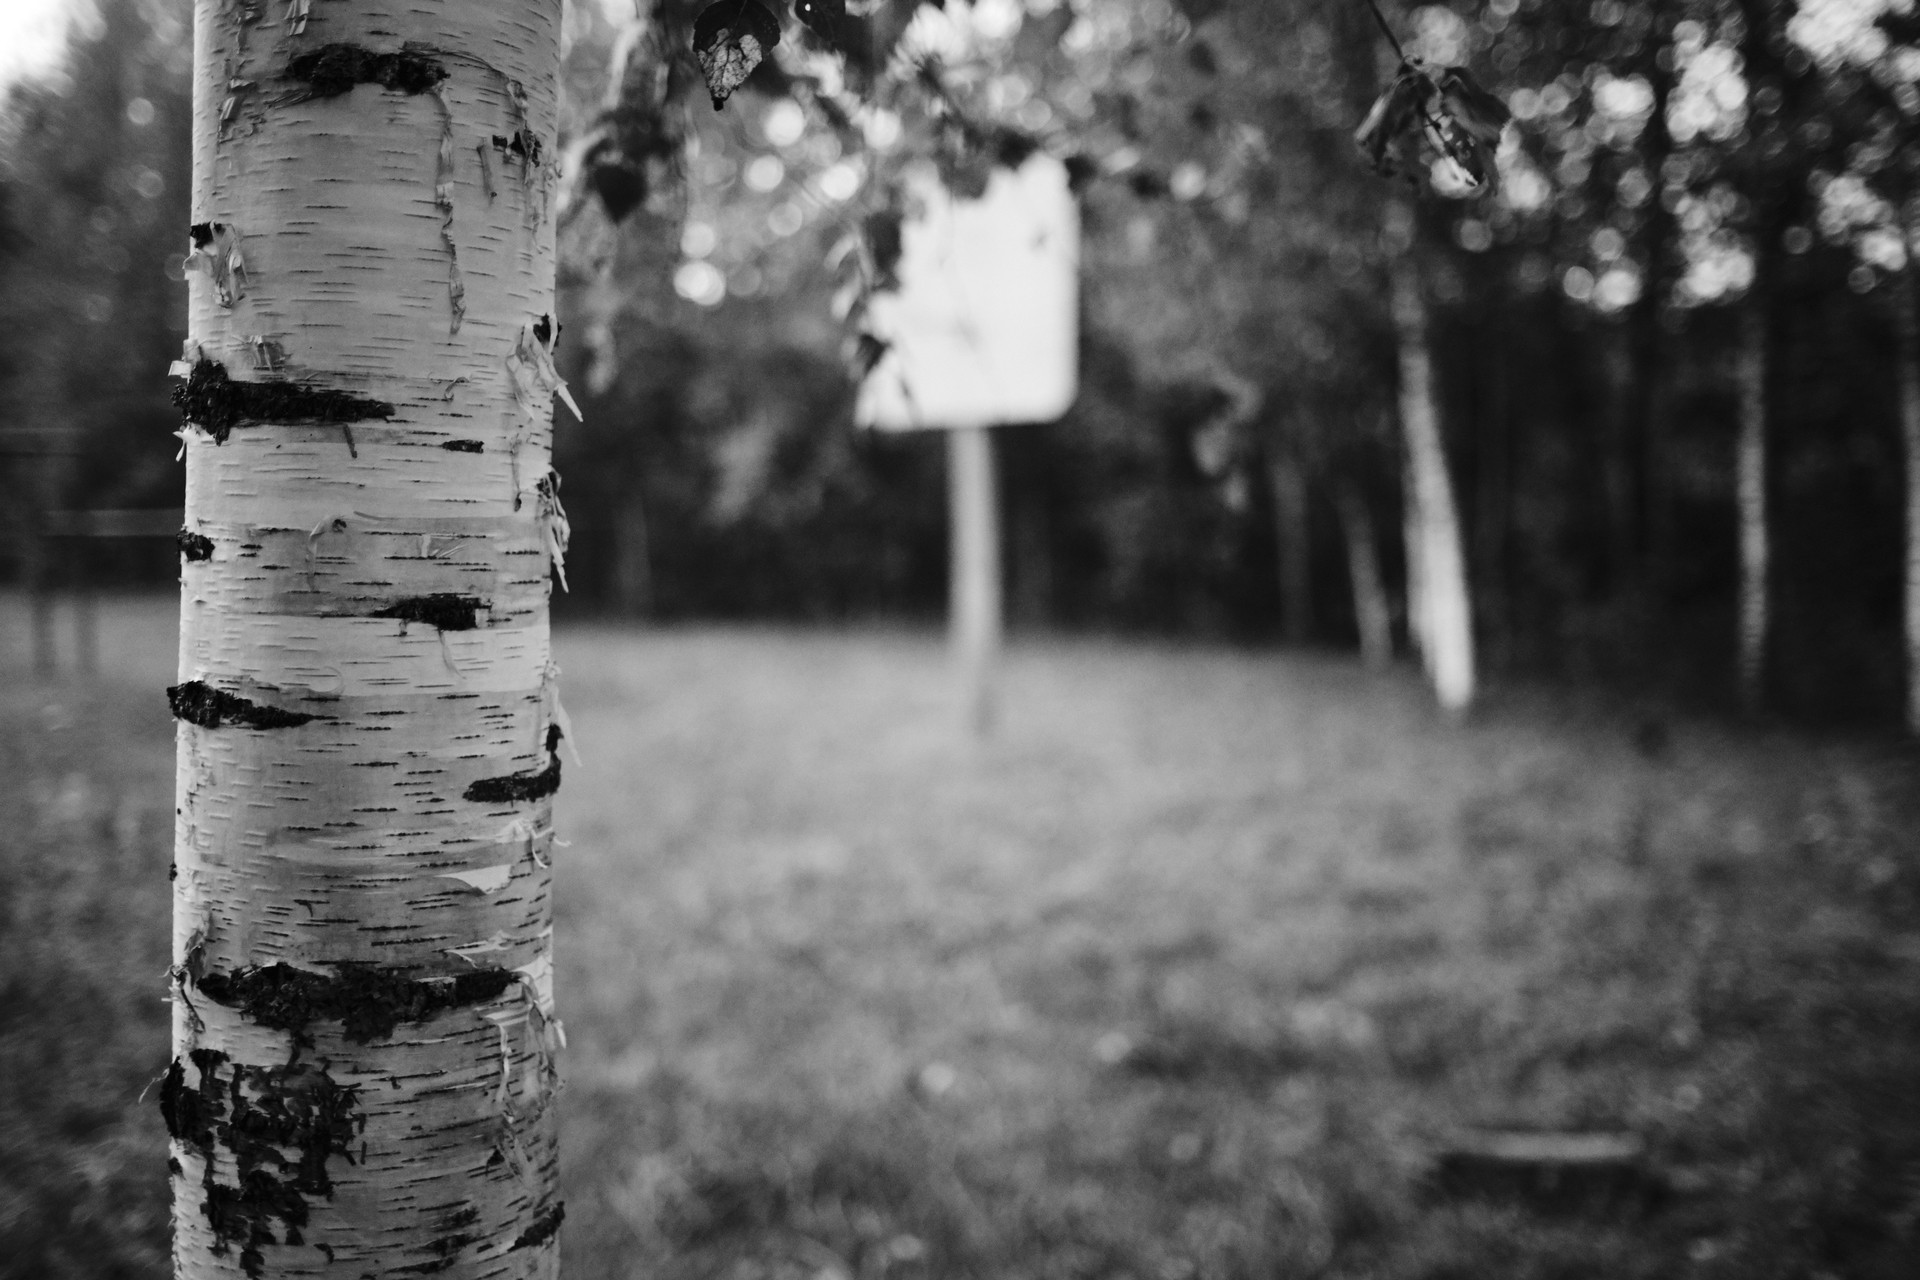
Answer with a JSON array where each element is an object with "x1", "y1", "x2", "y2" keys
[{"x1": 1363, "y1": 0, "x2": 1408, "y2": 66}]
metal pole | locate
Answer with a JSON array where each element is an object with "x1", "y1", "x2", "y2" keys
[{"x1": 948, "y1": 425, "x2": 1002, "y2": 735}]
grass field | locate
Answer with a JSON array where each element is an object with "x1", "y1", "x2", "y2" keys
[{"x1": 4, "y1": 595, "x2": 1920, "y2": 1279}]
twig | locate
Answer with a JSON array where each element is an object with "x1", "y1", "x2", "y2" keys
[{"x1": 1364, "y1": 0, "x2": 1408, "y2": 65}]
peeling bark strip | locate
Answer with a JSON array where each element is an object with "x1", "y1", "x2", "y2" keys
[
  {"x1": 372, "y1": 593, "x2": 483, "y2": 631},
  {"x1": 160, "y1": 1048, "x2": 362, "y2": 1279},
  {"x1": 286, "y1": 44, "x2": 449, "y2": 98},
  {"x1": 171, "y1": 358, "x2": 394, "y2": 445},
  {"x1": 168, "y1": 680, "x2": 316, "y2": 729},
  {"x1": 177, "y1": 528, "x2": 216, "y2": 561},
  {"x1": 195, "y1": 963, "x2": 516, "y2": 1044},
  {"x1": 508, "y1": 1202, "x2": 564, "y2": 1251}
]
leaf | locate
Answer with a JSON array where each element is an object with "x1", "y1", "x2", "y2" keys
[
  {"x1": 692, "y1": 0, "x2": 783, "y2": 112},
  {"x1": 1355, "y1": 61, "x2": 1505, "y2": 199},
  {"x1": 1435, "y1": 67, "x2": 1511, "y2": 147},
  {"x1": 1354, "y1": 65, "x2": 1429, "y2": 177}
]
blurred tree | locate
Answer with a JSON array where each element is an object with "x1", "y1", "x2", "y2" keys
[
  {"x1": 0, "y1": 0, "x2": 192, "y2": 602},
  {"x1": 161, "y1": 1, "x2": 568, "y2": 1274},
  {"x1": 1792, "y1": 0, "x2": 1920, "y2": 731}
]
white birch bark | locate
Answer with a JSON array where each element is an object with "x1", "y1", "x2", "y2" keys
[
  {"x1": 1391, "y1": 256, "x2": 1475, "y2": 712},
  {"x1": 164, "y1": 2, "x2": 569, "y2": 1276},
  {"x1": 1736, "y1": 304, "x2": 1769, "y2": 715},
  {"x1": 1893, "y1": 244, "x2": 1920, "y2": 734}
]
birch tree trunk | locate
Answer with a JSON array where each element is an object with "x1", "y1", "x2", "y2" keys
[
  {"x1": 1736, "y1": 304, "x2": 1769, "y2": 715},
  {"x1": 1894, "y1": 244, "x2": 1920, "y2": 735},
  {"x1": 1334, "y1": 480, "x2": 1393, "y2": 671},
  {"x1": 1267, "y1": 447, "x2": 1313, "y2": 644},
  {"x1": 1391, "y1": 255, "x2": 1475, "y2": 712},
  {"x1": 163, "y1": 3, "x2": 569, "y2": 1276}
]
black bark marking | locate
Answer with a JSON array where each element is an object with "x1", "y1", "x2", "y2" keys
[
  {"x1": 195, "y1": 963, "x2": 516, "y2": 1045},
  {"x1": 169, "y1": 681, "x2": 317, "y2": 730},
  {"x1": 159, "y1": 1048, "x2": 362, "y2": 1279},
  {"x1": 171, "y1": 358, "x2": 394, "y2": 445},
  {"x1": 396, "y1": 1204, "x2": 482, "y2": 1274},
  {"x1": 492, "y1": 129, "x2": 544, "y2": 166},
  {"x1": 372, "y1": 594, "x2": 482, "y2": 631},
  {"x1": 177, "y1": 528, "x2": 215, "y2": 561},
  {"x1": 509, "y1": 1202, "x2": 565, "y2": 1251},
  {"x1": 441, "y1": 439, "x2": 484, "y2": 453},
  {"x1": 531, "y1": 314, "x2": 559, "y2": 350},
  {"x1": 287, "y1": 44, "x2": 449, "y2": 98},
  {"x1": 464, "y1": 726, "x2": 563, "y2": 803},
  {"x1": 189, "y1": 221, "x2": 216, "y2": 247}
]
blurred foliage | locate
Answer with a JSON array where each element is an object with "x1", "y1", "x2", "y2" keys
[
  {"x1": 0, "y1": 0, "x2": 189, "y2": 566},
  {"x1": 5, "y1": 0, "x2": 1920, "y2": 719}
]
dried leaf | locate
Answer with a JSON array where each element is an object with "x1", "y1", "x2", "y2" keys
[
  {"x1": 692, "y1": 0, "x2": 783, "y2": 112},
  {"x1": 1436, "y1": 67, "x2": 1512, "y2": 146},
  {"x1": 1356, "y1": 61, "x2": 1505, "y2": 199},
  {"x1": 1354, "y1": 65, "x2": 1429, "y2": 178}
]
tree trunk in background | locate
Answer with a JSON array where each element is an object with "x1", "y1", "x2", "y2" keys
[
  {"x1": 613, "y1": 492, "x2": 655, "y2": 618},
  {"x1": 1267, "y1": 447, "x2": 1313, "y2": 644},
  {"x1": 1391, "y1": 255, "x2": 1476, "y2": 712},
  {"x1": 1401, "y1": 449, "x2": 1427, "y2": 660},
  {"x1": 1474, "y1": 313, "x2": 1511, "y2": 666},
  {"x1": 166, "y1": 2, "x2": 567, "y2": 1275},
  {"x1": 1736, "y1": 304, "x2": 1770, "y2": 714},
  {"x1": 1335, "y1": 480, "x2": 1393, "y2": 671},
  {"x1": 1625, "y1": 9, "x2": 1677, "y2": 613},
  {"x1": 1602, "y1": 330, "x2": 1640, "y2": 603},
  {"x1": 1010, "y1": 484, "x2": 1054, "y2": 632},
  {"x1": 1894, "y1": 244, "x2": 1920, "y2": 735}
]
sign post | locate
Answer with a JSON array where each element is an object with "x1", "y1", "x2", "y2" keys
[{"x1": 856, "y1": 152, "x2": 1079, "y2": 733}]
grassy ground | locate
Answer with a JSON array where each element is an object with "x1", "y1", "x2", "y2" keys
[{"x1": 3, "y1": 596, "x2": 1919, "y2": 1279}]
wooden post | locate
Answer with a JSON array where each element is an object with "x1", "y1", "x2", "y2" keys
[{"x1": 949, "y1": 425, "x2": 1001, "y2": 735}]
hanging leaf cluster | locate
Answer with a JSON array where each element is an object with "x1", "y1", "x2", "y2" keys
[
  {"x1": 692, "y1": 0, "x2": 951, "y2": 110},
  {"x1": 1354, "y1": 60, "x2": 1510, "y2": 196}
]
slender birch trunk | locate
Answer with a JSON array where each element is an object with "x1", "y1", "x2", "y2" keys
[
  {"x1": 1401, "y1": 440, "x2": 1428, "y2": 661},
  {"x1": 1735, "y1": 303, "x2": 1769, "y2": 714},
  {"x1": 164, "y1": 3, "x2": 569, "y2": 1276},
  {"x1": 1334, "y1": 480, "x2": 1393, "y2": 671},
  {"x1": 1390, "y1": 255, "x2": 1475, "y2": 712},
  {"x1": 1894, "y1": 248, "x2": 1920, "y2": 735},
  {"x1": 1267, "y1": 447, "x2": 1313, "y2": 644}
]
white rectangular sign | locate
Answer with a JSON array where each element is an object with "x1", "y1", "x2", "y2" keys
[{"x1": 855, "y1": 153, "x2": 1079, "y2": 431}]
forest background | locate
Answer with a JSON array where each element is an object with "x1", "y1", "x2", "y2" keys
[{"x1": 5, "y1": 0, "x2": 1919, "y2": 724}]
